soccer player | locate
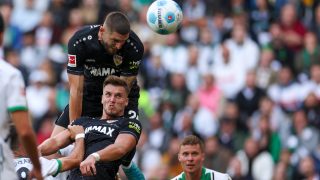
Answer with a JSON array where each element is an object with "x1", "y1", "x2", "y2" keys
[
  {"x1": 51, "y1": 11, "x2": 144, "y2": 136},
  {"x1": 9, "y1": 124, "x2": 74, "y2": 179},
  {"x1": 0, "y1": 13, "x2": 42, "y2": 180},
  {"x1": 38, "y1": 76, "x2": 143, "y2": 180},
  {"x1": 172, "y1": 135, "x2": 231, "y2": 180}
]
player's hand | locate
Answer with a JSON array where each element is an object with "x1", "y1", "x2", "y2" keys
[
  {"x1": 68, "y1": 125, "x2": 84, "y2": 140},
  {"x1": 28, "y1": 168, "x2": 43, "y2": 180},
  {"x1": 80, "y1": 155, "x2": 97, "y2": 176}
]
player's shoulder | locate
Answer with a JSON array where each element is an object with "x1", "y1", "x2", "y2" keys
[
  {"x1": 121, "y1": 116, "x2": 142, "y2": 126},
  {"x1": 0, "y1": 59, "x2": 22, "y2": 80},
  {"x1": 69, "y1": 25, "x2": 99, "y2": 46},
  {"x1": 73, "y1": 25, "x2": 99, "y2": 38},
  {"x1": 119, "y1": 117, "x2": 142, "y2": 135},
  {"x1": 122, "y1": 30, "x2": 144, "y2": 58},
  {"x1": 204, "y1": 168, "x2": 231, "y2": 180},
  {"x1": 171, "y1": 172, "x2": 184, "y2": 180},
  {"x1": 128, "y1": 30, "x2": 144, "y2": 49},
  {"x1": 73, "y1": 116, "x2": 97, "y2": 125}
]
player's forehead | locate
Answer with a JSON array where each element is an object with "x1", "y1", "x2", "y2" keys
[
  {"x1": 179, "y1": 144, "x2": 202, "y2": 153},
  {"x1": 110, "y1": 32, "x2": 129, "y2": 41},
  {"x1": 103, "y1": 84, "x2": 126, "y2": 94}
]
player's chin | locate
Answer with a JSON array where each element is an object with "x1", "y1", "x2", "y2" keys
[
  {"x1": 184, "y1": 165, "x2": 197, "y2": 172},
  {"x1": 107, "y1": 48, "x2": 117, "y2": 54},
  {"x1": 107, "y1": 110, "x2": 119, "y2": 117}
]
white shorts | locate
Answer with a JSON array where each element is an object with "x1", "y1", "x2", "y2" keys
[{"x1": 0, "y1": 139, "x2": 18, "y2": 180}]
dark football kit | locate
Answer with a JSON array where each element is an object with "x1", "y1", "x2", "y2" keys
[
  {"x1": 69, "y1": 116, "x2": 142, "y2": 180},
  {"x1": 55, "y1": 25, "x2": 144, "y2": 127}
]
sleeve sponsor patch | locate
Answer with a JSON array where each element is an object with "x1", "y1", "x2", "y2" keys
[
  {"x1": 129, "y1": 60, "x2": 141, "y2": 69},
  {"x1": 68, "y1": 54, "x2": 77, "y2": 67},
  {"x1": 128, "y1": 121, "x2": 141, "y2": 134}
]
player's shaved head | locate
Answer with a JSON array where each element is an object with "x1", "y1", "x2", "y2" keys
[{"x1": 104, "y1": 11, "x2": 130, "y2": 35}]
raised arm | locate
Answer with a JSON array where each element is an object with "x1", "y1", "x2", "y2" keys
[
  {"x1": 80, "y1": 133, "x2": 137, "y2": 176},
  {"x1": 68, "y1": 74, "x2": 84, "y2": 123},
  {"x1": 39, "y1": 125, "x2": 85, "y2": 178},
  {"x1": 38, "y1": 129, "x2": 72, "y2": 156}
]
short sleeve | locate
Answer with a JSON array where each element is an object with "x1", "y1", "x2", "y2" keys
[
  {"x1": 71, "y1": 117, "x2": 87, "y2": 126},
  {"x1": 119, "y1": 119, "x2": 142, "y2": 143},
  {"x1": 67, "y1": 33, "x2": 86, "y2": 75},
  {"x1": 6, "y1": 72, "x2": 28, "y2": 112},
  {"x1": 119, "y1": 33, "x2": 144, "y2": 77}
]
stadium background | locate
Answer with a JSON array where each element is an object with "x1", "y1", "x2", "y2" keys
[{"x1": 1, "y1": 0, "x2": 320, "y2": 179}]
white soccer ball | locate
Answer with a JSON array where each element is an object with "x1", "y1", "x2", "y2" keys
[{"x1": 146, "y1": 0, "x2": 183, "y2": 35}]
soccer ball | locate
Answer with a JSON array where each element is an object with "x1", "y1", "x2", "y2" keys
[{"x1": 146, "y1": 0, "x2": 183, "y2": 35}]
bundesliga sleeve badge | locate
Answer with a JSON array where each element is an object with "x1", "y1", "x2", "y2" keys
[{"x1": 68, "y1": 54, "x2": 77, "y2": 67}]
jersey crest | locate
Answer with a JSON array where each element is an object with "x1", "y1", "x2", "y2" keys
[{"x1": 113, "y1": 55, "x2": 123, "y2": 66}]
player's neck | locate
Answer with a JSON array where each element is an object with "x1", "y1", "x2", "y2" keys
[
  {"x1": 185, "y1": 169, "x2": 202, "y2": 180},
  {"x1": 101, "y1": 114, "x2": 123, "y2": 120}
]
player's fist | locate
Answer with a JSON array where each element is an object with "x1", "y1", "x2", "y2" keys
[
  {"x1": 68, "y1": 125, "x2": 84, "y2": 140},
  {"x1": 80, "y1": 155, "x2": 97, "y2": 176}
]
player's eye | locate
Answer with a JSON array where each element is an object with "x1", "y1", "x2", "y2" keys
[
  {"x1": 115, "y1": 94, "x2": 124, "y2": 99},
  {"x1": 191, "y1": 152, "x2": 199, "y2": 157},
  {"x1": 182, "y1": 152, "x2": 188, "y2": 156}
]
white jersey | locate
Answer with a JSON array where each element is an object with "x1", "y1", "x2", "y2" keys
[
  {"x1": 15, "y1": 157, "x2": 69, "y2": 180},
  {"x1": 0, "y1": 59, "x2": 27, "y2": 141},
  {"x1": 171, "y1": 167, "x2": 231, "y2": 180},
  {"x1": 0, "y1": 59, "x2": 28, "y2": 180}
]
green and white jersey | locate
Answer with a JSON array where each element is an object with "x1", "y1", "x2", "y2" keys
[
  {"x1": 0, "y1": 59, "x2": 27, "y2": 180},
  {"x1": 171, "y1": 167, "x2": 231, "y2": 180},
  {"x1": 0, "y1": 59, "x2": 27, "y2": 140}
]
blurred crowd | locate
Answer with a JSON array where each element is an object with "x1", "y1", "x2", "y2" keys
[{"x1": 1, "y1": 0, "x2": 320, "y2": 179}]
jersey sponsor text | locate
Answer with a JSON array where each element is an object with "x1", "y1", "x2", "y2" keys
[
  {"x1": 85, "y1": 66, "x2": 117, "y2": 76},
  {"x1": 85, "y1": 125, "x2": 115, "y2": 137}
]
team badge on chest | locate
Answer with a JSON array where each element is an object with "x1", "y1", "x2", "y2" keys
[{"x1": 113, "y1": 55, "x2": 123, "y2": 66}]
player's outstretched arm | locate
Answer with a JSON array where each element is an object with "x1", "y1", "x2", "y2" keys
[
  {"x1": 80, "y1": 133, "x2": 137, "y2": 176},
  {"x1": 38, "y1": 129, "x2": 72, "y2": 156},
  {"x1": 39, "y1": 137, "x2": 84, "y2": 177},
  {"x1": 40, "y1": 125, "x2": 85, "y2": 177},
  {"x1": 68, "y1": 73, "x2": 84, "y2": 123},
  {"x1": 11, "y1": 110, "x2": 43, "y2": 180}
]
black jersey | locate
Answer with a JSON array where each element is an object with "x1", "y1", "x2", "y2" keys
[
  {"x1": 69, "y1": 116, "x2": 142, "y2": 180},
  {"x1": 67, "y1": 25, "x2": 144, "y2": 117}
]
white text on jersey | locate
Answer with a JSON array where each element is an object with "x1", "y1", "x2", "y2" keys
[{"x1": 85, "y1": 126, "x2": 115, "y2": 137}]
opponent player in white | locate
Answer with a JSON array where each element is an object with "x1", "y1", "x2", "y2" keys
[
  {"x1": 11, "y1": 124, "x2": 78, "y2": 180},
  {"x1": 0, "y1": 12, "x2": 42, "y2": 180}
]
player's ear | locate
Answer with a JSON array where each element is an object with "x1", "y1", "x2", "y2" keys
[
  {"x1": 177, "y1": 152, "x2": 182, "y2": 162},
  {"x1": 201, "y1": 152, "x2": 205, "y2": 162},
  {"x1": 99, "y1": 25, "x2": 105, "y2": 32},
  {"x1": 98, "y1": 26, "x2": 105, "y2": 40},
  {"x1": 125, "y1": 97, "x2": 128, "y2": 106}
]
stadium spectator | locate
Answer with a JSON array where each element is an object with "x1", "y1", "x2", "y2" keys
[
  {"x1": 234, "y1": 70, "x2": 266, "y2": 121},
  {"x1": 294, "y1": 31, "x2": 320, "y2": 78},
  {"x1": 235, "y1": 137, "x2": 274, "y2": 180}
]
